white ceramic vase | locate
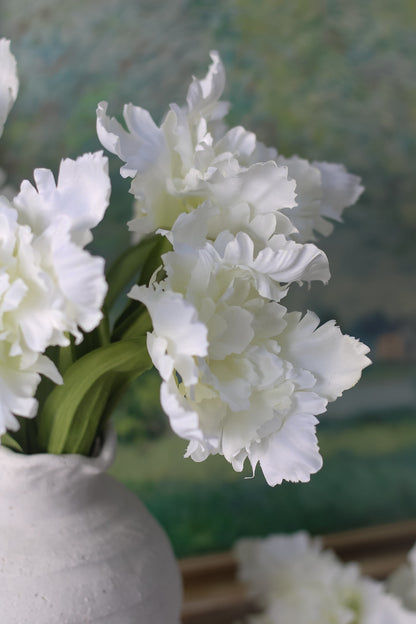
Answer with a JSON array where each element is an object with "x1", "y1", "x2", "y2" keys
[{"x1": 0, "y1": 426, "x2": 182, "y2": 624}]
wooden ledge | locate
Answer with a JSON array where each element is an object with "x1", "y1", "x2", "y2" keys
[{"x1": 180, "y1": 520, "x2": 416, "y2": 624}]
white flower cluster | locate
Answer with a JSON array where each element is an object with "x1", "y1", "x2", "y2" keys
[
  {"x1": 235, "y1": 532, "x2": 416, "y2": 624},
  {"x1": 387, "y1": 543, "x2": 416, "y2": 612},
  {"x1": 0, "y1": 40, "x2": 111, "y2": 436},
  {"x1": 98, "y1": 51, "x2": 370, "y2": 485}
]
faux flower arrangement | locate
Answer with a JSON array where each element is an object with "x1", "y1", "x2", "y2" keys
[
  {"x1": 235, "y1": 532, "x2": 416, "y2": 623},
  {"x1": 0, "y1": 40, "x2": 370, "y2": 487}
]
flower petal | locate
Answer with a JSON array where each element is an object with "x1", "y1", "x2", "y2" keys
[
  {"x1": 14, "y1": 152, "x2": 111, "y2": 247},
  {"x1": 312, "y1": 160, "x2": 364, "y2": 224},
  {"x1": 279, "y1": 311, "x2": 371, "y2": 402},
  {"x1": 186, "y1": 50, "x2": 230, "y2": 122},
  {"x1": 97, "y1": 101, "x2": 165, "y2": 179},
  {"x1": 0, "y1": 39, "x2": 19, "y2": 138}
]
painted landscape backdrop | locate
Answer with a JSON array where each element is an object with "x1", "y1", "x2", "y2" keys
[{"x1": 1, "y1": 0, "x2": 415, "y2": 556}]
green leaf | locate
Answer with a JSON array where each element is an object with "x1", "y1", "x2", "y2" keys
[
  {"x1": 105, "y1": 235, "x2": 162, "y2": 311},
  {"x1": 37, "y1": 338, "x2": 152, "y2": 455},
  {"x1": 136, "y1": 234, "x2": 171, "y2": 287},
  {"x1": 112, "y1": 304, "x2": 153, "y2": 342},
  {"x1": 68, "y1": 309, "x2": 111, "y2": 363},
  {"x1": 3, "y1": 416, "x2": 39, "y2": 455},
  {"x1": 58, "y1": 337, "x2": 77, "y2": 374},
  {"x1": 0, "y1": 432, "x2": 24, "y2": 453}
]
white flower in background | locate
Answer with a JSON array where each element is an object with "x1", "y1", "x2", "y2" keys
[
  {"x1": 0, "y1": 38, "x2": 18, "y2": 139},
  {"x1": 97, "y1": 52, "x2": 298, "y2": 243},
  {"x1": 235, "y1": 532, "x2": 416, "y2": 624},
  {"x1": 387, "y1": 543, "x2": 416, "y2": 612},
  {"x1": 130, "y1": 243, "x2": 370, "y2": 485},
  {"x1": 0, "y1": 152, "x2": 110, "y2": 436}
]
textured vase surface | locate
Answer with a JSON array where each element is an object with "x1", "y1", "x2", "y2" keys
[{"x1": 0, "y1": 427, "x2": 182, "y2": 623}]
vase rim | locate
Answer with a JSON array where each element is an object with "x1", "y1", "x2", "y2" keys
[{"x1": 0, "y1": 423, "x2": 116, "y2": 473}]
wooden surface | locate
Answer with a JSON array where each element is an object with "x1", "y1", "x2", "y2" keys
[{"x1": 180, "y1": 519, "x2": 416, "y2": 624}]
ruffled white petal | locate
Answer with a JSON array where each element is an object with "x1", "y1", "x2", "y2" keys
[
  {"x1": 213, "y1": 231, "x2": 330, "y2": 300},
  {"x1": 14, "y1": 152, "x2": 111, "y2": 247},
  {"x1": 97, "y1": 101, "x2": 166, "y2": 180},
  {"x1": 248, "y1": 400, "x2": 325, "y2": 486},
  {"x1": 135, "y1": 242, "x2": 369, "y2": 485},
  {"x1": 0, "y1": 39, "x2": 19, "y2": 138},
  {"x1": 278, "y1": 155, "x2": 365, "y2": 242},
  {"x1": 0, "y1": 153, "x2": 110, "y2": 436},
  {"x1": 278, "y1": 155, "x2": 323, "y2": 242},
  {"x1": 129, "y1": 283, "x2": 208, "y2": 386},
  {"x1": 207, "y1": 161, "x2": 296, "y2": 215},
  {"x1": 235, "y1": 532, "x2": 416, "y2": 624},
  {"x1": 46, "y1": 222, "x2": 107, "y2": 336},
  {"x1": 100, "y1": 52, "x2": 298, "y2": 245},
  {"x1": 186, "y1": 50, "x2": 230, "y2": 122},
  {"x1": 278, "y1": 311, "x2": 371, "y2": 402},
  {"x1": 160, "y1": 377, "x2": 203, "y2": 442},
  {"x1": 313, "y1": 160, "x2": 365, "y2": 224},
  {"x1": 0, "y1": 348, "x2": 62, "y2": 437}
]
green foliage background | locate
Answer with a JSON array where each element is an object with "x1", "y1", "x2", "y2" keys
[
  {"x1": 1, "y1": 0, "x2": 416, "y2": 555},
  {"x1": 2, "y1": 0, "x2": 415, "y2": 324}
]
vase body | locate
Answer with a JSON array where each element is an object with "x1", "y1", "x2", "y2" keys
[{"x1": 0, "y1": 427, "x2": 182, "y2": 623}]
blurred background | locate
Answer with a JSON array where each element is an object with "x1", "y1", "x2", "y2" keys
[{"x1": 1, "y1": 0, "x2": 415, "y2": 557}]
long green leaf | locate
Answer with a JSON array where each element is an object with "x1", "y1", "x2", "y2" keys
[
  {"x1": 105, "y1": 235, "x2": 160, "y2": 311},
  {"x1": 112, "y1": 304, "x2": 153, "y2": 342},
  {"x1": 0, "y1": 432, "x2": 24, "y2": 453},
  {"x1": 37, "y1": 338, "x2": 152, "y2": 455}
]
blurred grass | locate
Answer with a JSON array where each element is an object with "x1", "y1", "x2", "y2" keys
[
  {"x1": 109, "y1": 393, "x2": 416, "y2": 556},
  {"x1": 360, "y1": 361, "x2": 416, "y2": 382},
  {"x1": 109, "y1": 407, "x2": 416, "y2": 485},
  {"x1": 116, "y1": 444, "x2": 416, "y2": 557}
]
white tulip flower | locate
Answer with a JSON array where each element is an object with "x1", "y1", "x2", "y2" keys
[
  {"x1": 130, "y1": 243, "x2": 370, "y2": 485},
  {"x1": 97, "y1": 50, "x2": 363, "y2": 253},
  {"x1": 97, "y1": 52, "x2": 297, "y2": 244}
]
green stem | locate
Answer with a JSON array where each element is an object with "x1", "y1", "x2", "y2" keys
[{"x1": 37, "y1": 337, "x2": 152, "y2": 455}]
